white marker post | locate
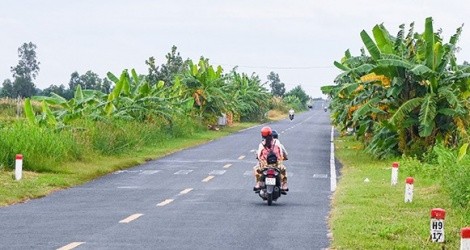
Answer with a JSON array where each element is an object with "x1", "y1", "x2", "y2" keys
[
  {"x1": 391, "y1": 162, "x2": 399, "y2": 186},
  {"x1": 461, "y1": 227, "x2": 470, "y2": 250},
  {"x1": 15, "y1": 154, "x2": 23, "y2": 181},
  {"x1": 430, "y1": 208, "x2": 445, "y2": 243},
  {"x1": 404, "y1": 177, "x2": 414, "y2": 203}
]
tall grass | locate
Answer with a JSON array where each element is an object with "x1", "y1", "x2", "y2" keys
[
  {"x1": 67, "y1": 115, "x2": 205, "y2": 156},
  {"x1": 0, "y1": 121, "x2": 83, "y2": 172}
]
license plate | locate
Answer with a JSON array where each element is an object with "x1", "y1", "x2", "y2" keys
[{"x1": 265, "y1": 177, "x2": 276, "y2": 185}]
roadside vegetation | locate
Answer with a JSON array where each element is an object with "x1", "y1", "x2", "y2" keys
[
  {"x1": 0, "y1": 45, "x2": 311, "y2": 206},
  {"x1": 324, "y1": 17, "x2": 469, "y2": 249}
]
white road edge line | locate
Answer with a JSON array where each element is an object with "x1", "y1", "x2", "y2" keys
[
  {"x1": 119, "y1": 213, "x2": 143, "y2": 223},
  {"x1": 330, "y1": 126, "x2": 337, "y2": 192},
  {"x1": 57, "y1": 242, "x2": 85, "y2": 250},
  {"x1": 179, "y1": 188, "x2": 193, "y2": 195}
]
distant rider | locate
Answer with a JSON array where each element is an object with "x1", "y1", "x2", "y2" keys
[{"x1": 288, "y1": 109, "x2": 295, "y2": 120}]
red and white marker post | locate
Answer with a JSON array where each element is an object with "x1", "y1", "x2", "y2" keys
[
  {"x1": 391, "y1": 162, "x2": 399, "y2": 186},
  {"x1": 15, "y1": 154, "x2": 23, "y2": 181},
  {"x1": 404, "y1": 177, "x2": 414, "y2": 203},
  {"x1": 461, "y1": 227, "x2": 470, "y2": 250},
  {"x1": 430, "y1": 208, "x2": 446, "y2": 243}
]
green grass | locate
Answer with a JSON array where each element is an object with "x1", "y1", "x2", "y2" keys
[
  {"x1": 0, "y1": 122, "x2": 257, "y2": 207},
  {"x1": 330, "y1": 136, "x2": 469, "y2": 249}
]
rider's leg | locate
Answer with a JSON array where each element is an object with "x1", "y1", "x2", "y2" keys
[
  {"x1": 279, "y1": 164, "x2": 288, "y2": 191},
  {"x1": 253, "y1": 165, "x2": 261, "y2": 191}
]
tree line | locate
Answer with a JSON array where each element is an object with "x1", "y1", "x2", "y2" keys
[{"x1": 1, "y1": 44, "x2": 306, "y2": 105}]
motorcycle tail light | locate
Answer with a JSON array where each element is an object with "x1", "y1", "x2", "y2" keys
[{"x1": 267, "y1": 169, "x2": 276, "y2": 175}]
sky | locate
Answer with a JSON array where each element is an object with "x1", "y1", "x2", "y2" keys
[{"x1": 1, "y1": 0, "x2": 469, "y2": 98}]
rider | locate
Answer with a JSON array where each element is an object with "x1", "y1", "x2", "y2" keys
[
  {"x1": 288, "y1": 108, "x2": 295, "y2": 120},
  {"x1": 253, "y1": 126, "x2": 289, "y2": 193},
  {"x1": 272, "y1": 130, "x2": 288, "y2": 161}
]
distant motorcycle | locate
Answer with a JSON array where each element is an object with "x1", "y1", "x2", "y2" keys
[
  {"x1": 257, "y1": 165, "x2": 282, "y2": 206},
  {"x1": 324, "y1": 107, "x2": 327, "y2": 112},
  {"x1": 289, "y1": 114, "x2": 294, "y2": 120}
]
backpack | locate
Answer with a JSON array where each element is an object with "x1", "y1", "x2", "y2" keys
[
  {"x1": 265, "y1": 142, "x2": 278, "y2": 164},
  {"x1": 266, "y1": 149, "x2": 278, "y2": 164}
]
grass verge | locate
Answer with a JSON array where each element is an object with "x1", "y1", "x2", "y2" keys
[
  {"x1": 330, "y1": 136, "x2": 469, "y2": 249},
  {"x1": 0, "y1": 122, "x2": 257, "y2": 207}
]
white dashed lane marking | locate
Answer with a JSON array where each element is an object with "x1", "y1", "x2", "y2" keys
[
  {"x1": 208, "y1": 170, "x2": 226, "y2": 175},
  {"x1": 156, "y1": 199, "x2": 174, "y2": 207},
  {"x1": 140, "y1": 170, "x2": 160, "y2": 175},
  {"x1": 202, "y1": 176, "x2": 215, "y2": 182},
  {"x1": 179, "y1": 188, "x2": 193, "y2": 195},
  {"x1": 57, "y1": 242, "x2": 85, "y2": 250},
  {"x1": 119, "y1": 213, "x2": 143, "y2": 223},
  {"x1": 174, "y1": 170, "x2": 193, "y2": 175}
]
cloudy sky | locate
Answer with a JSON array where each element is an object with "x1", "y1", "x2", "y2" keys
[{"x1": 1, "y1": 0, "x2": 469, "y2": 97}]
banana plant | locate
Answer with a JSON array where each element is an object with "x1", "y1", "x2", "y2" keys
[
  {"x1": 323, "y1": 17, "x2": 470, "y2": 158},
  {"x1": 225, "y1": 71, "x2": 270, "y2": 121},
  {"x1": 180, "y1": 58, "x2": 228, "y2": 124},
  {"x1": 105, "y1": 69, "x2": 190, "y2": 122}
]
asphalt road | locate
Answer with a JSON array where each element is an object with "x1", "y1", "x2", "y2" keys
[{"x1": 0, "y1": 102, "x2": 336, "y2": 250}]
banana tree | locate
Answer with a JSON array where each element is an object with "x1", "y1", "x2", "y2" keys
[
  {"x1": 225, "y1": 71, "x2": 270, "y2": 122},
  {"x1": 323, "y1": 17, "x2": 470, "y2": 158},
  {"x1": 180, "y1": 58, "x2": 228, "y2": 124},
  {"x1": 105, "y1": 69, "x2": 192, "y2": 122},
  {"x1": 24, "y1": 68, "x2": 193, "y2": 128}
]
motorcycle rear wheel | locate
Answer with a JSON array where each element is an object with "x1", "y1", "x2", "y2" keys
[{"x1": 267, "y1": 193, "x2": 273, "y2": 206}]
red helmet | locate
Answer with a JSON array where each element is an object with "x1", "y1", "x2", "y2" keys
[{"x1": 261, "y1": 126, "x2": 272, "y2": 138}]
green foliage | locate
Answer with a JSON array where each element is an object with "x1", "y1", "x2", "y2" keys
[
  {"x1": 4, "y1": 42, "x2": 40, "y2": 98},
  {"x1": 226, "y1": 70, "x2": 270, "y2": 122},
  {"x1": 431, "y1": 144, "x2": 470, "y2": 207},
  {"x1": 284, "y1": 85, "x2": 310, "y2": 109},
  {"x1": 269, "y1": 96, "x2": 289, "y2": 113},
  {"x1": 323, "y1": 17, "x2": 470, "y2": 159},
  {"x1": 267, "y1": 72, "x2": 285, "y2": 97},
  {"x1": 181, "y1": 58, "x2": 228, "y2": 124},
  {"x1": 146, "y1": 45, "x2": 189, "y2": 87},
  {"x1": 0, "y1": 121, "x2": 83, "y2": 172}
]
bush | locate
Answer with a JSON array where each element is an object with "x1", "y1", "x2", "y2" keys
[{"x1": 433, "y1": 144, "x2": 470, "y2": 207}]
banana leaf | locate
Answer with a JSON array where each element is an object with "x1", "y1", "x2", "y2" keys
[
  {"x1": 372, "y1": 24, "x2": 394, "y2": 54},
  {"x1": 410, "y1": 64, "x2": 433, "y2": 76},
  {"x1": 377, "y1": 59, "x2": 412, "y2": 69},
  {"x1": 360, "y1": 30, "x2": 381, "y2": 61},
  {"x1": 424, "y1": 17, "x2": 435, "y2": 70},
  {"x1": 457, "y1": 143, "x2": 468, "y2": 162},
  {"x1": 389, "y1": 97, "x2": 423, "y2": 125},
  {"x1": 41, "y1": 100, "x2": 57, "y2": 126},
  {"x1": 334, "y1": 61, "x2": 350, "y2": 71},
  {"x1": 23, "y1": 98, "x2": 37, "y2": 125},
  {"x1": 418, "y1": 93, "x2": 437, "y2": 137},
  {"x1": 352, "y1": 64, "x2": 375, "y2": 75}
]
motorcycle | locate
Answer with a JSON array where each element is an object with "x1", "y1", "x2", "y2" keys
[
  {"x1": 288, "y1": 114, "x2": 294, "y2": 120},
  {"x1": 257, "y1": 165, "x2": 282, "y2": 205}
]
